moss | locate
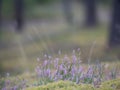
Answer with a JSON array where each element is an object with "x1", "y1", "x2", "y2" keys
[
  {"x1": 98, "y1": 79, "x2": 120, "y2": 90},
  {"x1": 26, "y1": 80, "x2": 94, "y2": 90},
  {"x1": 26, "y1": 79, "x2": 120, "y2": 90}
]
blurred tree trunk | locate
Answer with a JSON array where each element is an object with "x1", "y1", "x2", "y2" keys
[
  {"x1": 0, "y1": 0, "x2": 2, "y2": 28},
  {"x1": 14, "y1": 0, "x2": 24, "y2": 31},
  {"x1": 109, "y1": 0, "x2": 120, "y2": 47},
  {"x1": 62, "y1": 0, "x2": 73, "y2": 25},
  {"x1": 85, "y1": 0, "x2": 97, "y2": 27}
]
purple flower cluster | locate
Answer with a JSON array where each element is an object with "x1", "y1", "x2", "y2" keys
[
  {"x1": 1, "y1": 74, "x2": 27, "y2": 90},
  {"x1": 35, "y1": 49, "x2": 115, "y2": 86},
  {"x1": 1, "y1": 49, "x2": 119, "y2": 89}
]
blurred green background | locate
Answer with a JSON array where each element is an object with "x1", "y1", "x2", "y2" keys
[{"x1": 0, "y1": 0, "x2": 120, "y2": 76}]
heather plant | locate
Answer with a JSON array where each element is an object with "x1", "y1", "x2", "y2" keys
[
  {"x1": 1, "y1": 73, "x2": 27, "y2": 90},
  {"x1": 1, "y1": 49, "x2": 119, "y2": 90},
  {"x1": 34, "y1": 49, "x2": 118, "y2": 87}
]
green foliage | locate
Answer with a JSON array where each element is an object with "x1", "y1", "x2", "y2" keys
[
  {"x1": 26, "y1": 79, "x2": 120, "y2": 90},
  {"x1": 99, "y1": 79, "x2": 120, "y2": 90},
  {"x1": 26, "y1": 80, "x2": 95, "y2": 90}
]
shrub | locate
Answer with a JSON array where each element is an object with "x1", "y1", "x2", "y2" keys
[
  {"x1": 26, "y1": 79, "x2": 120, "y2": 90},
  {"x1": 26, "y1": 80, "x2": 94, "y2": 90},
  {"x1": 34, "y1": 49, "x2": 118, "y2": 86}
]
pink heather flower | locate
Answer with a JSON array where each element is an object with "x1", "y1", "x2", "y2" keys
[
  {"x1": 72, "y1": 55, "x2": 77, "y2": 64},
  {"x1": 78, "y1": 66, "x2": 83, "y2": 73},
  {"x1": 2, "y1": 87, "x2": 6, "y2": 90},
  {"x1": 64, "y1": 69, "x2": 67, "y2": 75},
  {"x1": 71, "y1": 66, "x2": 77, "y2": 76},
  {"x1": 54, "y1": 76, "x2": 58, "y2": 81},
  {"x1": 54, "y1": 58, "x2": 59, "y2": 68},
  {"x1": 45, "y1": 69, "x2": 51, "y2": 77},
  {"x1": 87, "y1": 66, "x2": 93, "y2": 75},
  {"x1": 59, "y1": 64, "x2": 64, "y2": 71},
  {"x1": 43, "y1": 60, "x2": 48, "y2": 66},
  {"x1": 77, "y1": 48, "x2": 80, "y2": 52},
  {"x1": 64, "y1": 55, "x2": 70, "y2": 61},
  {"x1": 84, "y1": 66, "x2": 94, "y2": 79},
  {"x1": 13, "y1": 86, "x2": 18, "y2": 90}
]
